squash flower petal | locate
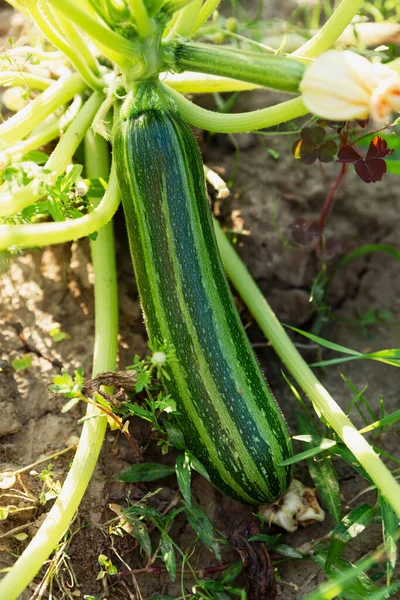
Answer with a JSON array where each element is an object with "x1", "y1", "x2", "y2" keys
[{"x1": 300, "y1": 50, "x2": 400, "y2": 123}]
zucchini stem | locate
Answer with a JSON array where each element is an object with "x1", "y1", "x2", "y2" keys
[
  {"x1": 292, "y1": 0, "x2": 366, "y2": 59},
  {"x1": 29, "y1": 1, "x2": 104, "y2": 90},
  {"x1": 0, "y1": 72, "x2": 86, "y2": 146},
  {"x1": 45, "y1": 0, "x2": 139, "y2": 68},
  {"x1": 162, "y1": 84, "x2": 308, "y2": 132},
  {"x1": 0, "y1": 133, "x2": 118, "y2": 600},
  {"x1": 214, "y1": 221, "x2": 400, "y2": 519},
  {"x1": 163, "y1": 41, "x2": 305, "y2": 93},
  {"x1": 1, "y1": 96, "x2": 82, "y2": 162},
  {"x1": 0, "y1": 71, "x2": 54, "y2": 91}
]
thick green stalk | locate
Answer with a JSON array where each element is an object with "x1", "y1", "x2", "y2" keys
[
  {"x1": 0, "y1": 91, "x2": 103, "y2": 217},
  {"x1": 0, "y1": 71, "x2": 53, "y2": 91},
  {"x1": 213, "y1": 221, "x2": 400, "y2": 519},
  {"x1": 46, "y1": 0, "x2": 139, "y2": 67},
  {"x1": 29, "y1": 1, "x2": 104, "y2": 90},
  {"x1": 0, "y1": 72, "x2": 86, "y2": 145},
  {"x1": 164, "y1": 71, "x2": 261, "y2": 93},
  {"x1": 292, "y1": 0, "x2": 365, "y2": 59},
  {"x1": 0, "y1": 164, "x2": 120, "y2": 250},
  {"x1": 0, "y1": 134, "x2": 118, "y2": 600},
  {"x1": 192, "y1": 0, "x2": 220, "y2": 33},
  {"x1": 162, "y1": 84, "x2": 308, "y2": 132},
  {"x1": 164, "y1": 0, "x2": 202, "y2": 40},
  {"x1": 1, "y1": 96, "x2": 82, "y2": 161},
  {"x1": 127, "y1": 0, "x2": 154, "y2": 37},
  {"x1": 164, "y1": 41, "x2": 305, "y2": 93}
]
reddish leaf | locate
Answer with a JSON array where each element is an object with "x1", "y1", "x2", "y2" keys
[
  {"x1": 356, "y1": 119, "x2": 369, "y2": 128},
  {"x1": 337, "y1": 137, "x2": 393, "y2": 183},
  {"x1": 337, "y1": 145, "x2": 362, "y2": 163},
  {"x1": 355, "y1": 158, "x2": 387, "y2": 183},
  {"x1": 366, "y1": 136, "x2": 393, "y2": 159}
]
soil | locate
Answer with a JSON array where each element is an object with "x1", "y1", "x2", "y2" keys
[{"x1": 1, "y1": 2, "x2": 400, "y2": 599}]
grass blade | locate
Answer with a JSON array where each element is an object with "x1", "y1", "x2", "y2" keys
[
  {"x1": 380, "y1": 495, "x2": 398, "y2": 585},
  {"x1": 297, "y1": 414, "x2": 342, "y2": 524},
  {"x1": 324, "y1": 504, "x2": 376, "y2": 573},
  {"x1": 118, "y1": 463, "x2": 175, "y2": 482}
]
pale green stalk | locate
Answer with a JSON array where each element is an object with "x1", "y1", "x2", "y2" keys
[
  {"x1": 0, "y1": 133, "x2": 118, "y2": 600},
  {"x1": 42, "y1": 1, "x2": 102, "y2": 77},
  {"x1": 162, "y1": 84, "x2": 308, "y2": 132},
  {"x1": 28, "y1": 1, "x2": 103, "y2": 89},
  {"x1": 0, "y1": 164, "x2": 120, "y2": 250},
  {"x1": 0, "y1": 72, "x2": 86, "y2": 145},
  {"x1": 0, "y1": 91, "x2": 103, "y2": 217},
  {"x1": 0, "y1": 71, "x2": 53, "y2": 91},
  {"x1": 163, "y1": 71, "x2": 261, "y2": 93},
  {"x1": 1, "y1": 96, "x2": 82, "y2": 161},
  {"x1": 292, "y1": 0, "x2": 365, "y2": 59},
  {"x1": 192, "y1": 0, "x2": 220, "y2": 33},
  {"x1": 164, "y1": 0, "x2": 203, "y2": 40},
  {"x1": 46, "y1": 0, "x2": 139, "y2": 67},
  {"x1": 214, "y1": 221, "x2": 400, "y2": 519},
  {"x1": 127, "y1": 0, "x2": 154, "y2": 37},
  {"x1": 2, "y1": 46, "x2": 63, "y2": 60}
]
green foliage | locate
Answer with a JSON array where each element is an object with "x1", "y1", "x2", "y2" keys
[{"x1": 11, "y1": 355, "x2": 32, "y2": 371}]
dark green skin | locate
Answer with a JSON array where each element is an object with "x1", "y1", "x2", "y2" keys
[{"x1": 115, "y1": 108, "x2": 293, "y2": 504}]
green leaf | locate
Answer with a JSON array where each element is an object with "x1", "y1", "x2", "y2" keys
[
  {"x1": 175, "y1": 452, "x2": 192, "y2": 505},
  {"x1": 297, "y1": 414, "x2": 342, "y2": 524},
  {"x1": 163, "y1": 420, "x2": 186, "y2": 450},
  {"x1": 308, "y1": 551, "x2": 378, "y2": 600},
  {"x1": 118, "y1": 463, "x2": 175, "y2": 483},
  {"x1": 22, "y1": 150, "x2": 49, "y2": 164},
  {"x1": 219, "y1": 561, "x2": 243, "y2": 584},
  {"x1": 129, "y1": 519, "x2": 152, "y2": 559},
  {"x1": 325, "y1": 504, "x2": 376, "y2": 573},
  {"x1": 187, "y1": 451, "x2": 210, "y2": 482},
  {"x1": 279, "y1": 437, "x2": 336, "y2": 466},
  {"x1": 160, "y1": 531, "x2": 176, "y2": 582},
  {"x1": 380, "y1": 495, "x2": 398, "y2": 585},
  {"x1": 185, "y1": 505, "x2": 221, "y2": 559},
  {"x1": 12, "y1": 356, "x2": 32, "y2": 371},
  {"x1": 333, "y1": 444, "x2": 372, "y2": 482},
  {"x1": 285, "y1": 325, "x2": 362, "y2": 356}
]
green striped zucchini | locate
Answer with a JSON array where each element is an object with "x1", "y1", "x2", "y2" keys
[{"x1": 115, "y1": 93, "x2": 292, "y2": 504}]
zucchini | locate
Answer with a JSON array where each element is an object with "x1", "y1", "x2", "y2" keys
[{"x1": 115, "y1": 94, "x2": 292, "y2": 504}]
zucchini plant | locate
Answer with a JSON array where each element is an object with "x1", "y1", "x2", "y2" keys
[{"x1": 0, "y1": 0, "x2": 400, "y2": 597}]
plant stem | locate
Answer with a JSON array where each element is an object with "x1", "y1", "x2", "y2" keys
[
  {"x1": 127, "y1": 0, "x2": 154, "y2": 37},
  {"x1": 163, "y1": 41, "x2": 305, "y2": 93},
  {"x1": 0, "y1": 72, "x2": 86, "y2": 145},
  {"x1": 0, "y1": 164, "x2": 120, "y2": 250},
  {"x1": 0, "y1": 71, "x2": 54, "y2": 91},
  {"x1": 0, "y1": 133, "x2": 118, "y2": 600},
  {"x1": 165, "y1": 0, "x2": 202, "y2": 40},
  {"x1": 192, "y1": 0, "x2": 220, "y2": 33},
  {"x1": 29, "y1": 1, "x2": 103, "y2": 90},
  {"x1": 1, "y1": 97, "x2": 82, "y2": 161},
  {"x1": 0, "y1": 91, "x2": 103, "y2": 217},
  {"x1": 162, "y1": 84, "x2": 308, "y2": 132},
  {"x1": 163, "y1": 71, "x2": 261, "y2": 93},
  {"x1": 213, "y1": 221, "x2": 400, "y2": 519},
  {"x1": 292, "y1": 0, "x2": 365, "y2": 59},
  {"x1": 46, "y1": 0, "x2": 139, "y2": 68}
]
